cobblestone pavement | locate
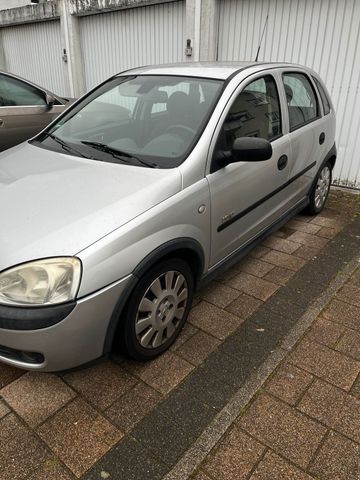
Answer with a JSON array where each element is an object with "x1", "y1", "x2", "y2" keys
[{"x1": 0, "y1": 189, "x2": 359, "y2": 480}]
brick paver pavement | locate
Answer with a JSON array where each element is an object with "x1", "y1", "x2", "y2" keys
[
  {"x1": 194, "y1": 255, "x2": 360, "y2": 480},
  {"x1": 0, "y1": 189, "x2": 359, "y2": 479}
]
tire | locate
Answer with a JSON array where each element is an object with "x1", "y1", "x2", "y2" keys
[
  {"x1": 305, "y1": 161, "x2": 332, "y2": 215},
  {"x1": 120, "y1": 258, "x2": 194, "y2": 361}
]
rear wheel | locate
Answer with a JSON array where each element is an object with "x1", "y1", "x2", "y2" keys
[
  {"x1": 121, "y1": 258, "x2": 194, "y2": 361},
  {"x1": 305, "y1": 161, "x2": 332, "y2": 215}
]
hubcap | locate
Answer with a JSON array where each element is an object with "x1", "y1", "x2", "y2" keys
[
  {"x1": 315, "y1": 166, "x2": 331, "y2": 209},
  {"x1": 135, "y1": 270, "x2": 188, "y2": 349}
]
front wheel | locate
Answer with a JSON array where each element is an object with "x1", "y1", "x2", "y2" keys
[
  {"x1": 305, "y1": 161, "x2": 332, "y2": 215},
  {"x1": 120, "y1": 258, "x2": 194, "y2": 361}
]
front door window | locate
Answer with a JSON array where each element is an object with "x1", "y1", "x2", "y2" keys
[{"x1": 215, "y1": 74, "x2": 282, "y2": 157}]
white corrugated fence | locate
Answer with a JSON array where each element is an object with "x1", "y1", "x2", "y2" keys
[
  {"x1": 1, "y1": 20, "x2": 67, "y2": 96},
  {"x1": 80, "y1": 1, "x2": 185, "y2": 90}
]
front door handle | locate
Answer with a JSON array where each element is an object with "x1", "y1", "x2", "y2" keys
[
  {"x1": 319, "y1": 132, "x2": 325, "y2": 144},
  {"x1": 277, "y1": 155, "x2": 288, "y2": 170},
  {"x1": 0, "y1": 119, "x2": 4, "y2": 128}
]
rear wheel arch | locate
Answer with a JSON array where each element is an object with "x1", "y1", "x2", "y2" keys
[
  {"x1": 328, "y1": 155, "x2": 336, "y2": 170},
  {"x1": 305, "y1": 160, "x2": 332, "y2": 215},
  {"x1": 322, "y1": 143, "x2": 336, "y2": 171}
]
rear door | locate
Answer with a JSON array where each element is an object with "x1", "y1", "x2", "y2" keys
[
  {"x1": 0, "y1": 74, "x2": 64, "y2": 151},
  {"x1": 280, "y1": 70, "x2": 325, "y2": 203},
  {"x1": 207, "y1": 72, "x2": 293, "y2": 266}
]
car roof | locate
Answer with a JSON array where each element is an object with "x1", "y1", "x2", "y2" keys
[{"x1": 116, "y1": 61, "x2": 306, "y2": 80}]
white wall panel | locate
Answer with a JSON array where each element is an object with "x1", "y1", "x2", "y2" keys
[
  {"x1": 0, "y1": 0, "x2": 34, "y2": 9},
  {"x1": 1, "y1": 20, "x2": 66, "y2": 96},
  {"x1": 80, "y1": 1, "x2": 185, "y2": 90},
  {"x1": 218, "y1": 0, "x2": 360, "y2": 188}
]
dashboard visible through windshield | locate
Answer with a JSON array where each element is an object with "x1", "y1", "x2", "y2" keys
[{"x1": 33, "y1": 75, "x2": 224, "y2": 168}]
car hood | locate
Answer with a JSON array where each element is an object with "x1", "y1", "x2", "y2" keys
[{"x1": 0, "y1": 143, "x2": 182, "y2": 271}]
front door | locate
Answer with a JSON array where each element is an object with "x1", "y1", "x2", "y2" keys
[{"x1": 207, "y1": 73, "x2": 292, "y2": 267}]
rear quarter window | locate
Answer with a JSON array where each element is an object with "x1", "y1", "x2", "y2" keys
[{"x1": 312, "y1": 76, "x2": 331, "y2": 115}]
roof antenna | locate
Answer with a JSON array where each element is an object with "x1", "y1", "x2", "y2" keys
[{"x1": 255, "y1": 14, "x2": 269, "y2": 62}]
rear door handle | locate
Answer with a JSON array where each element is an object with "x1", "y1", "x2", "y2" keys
[
  {"x1": 0, "y1": 119, "x2": 4, "y2": 127},
  {"x1": 277, "y1": 155, "x2": 288, "y2": 170},
  {"x1": 319, "y1": 132, "x2": 325, "y2": 144}
]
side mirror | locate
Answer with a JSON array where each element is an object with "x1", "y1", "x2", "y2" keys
[
  {"x1": 232, "y1": 137, "x2": 272, "y2": 162},
  {"x1": 213, "y1": 137, "x2": 273, "y2": 171},
  {"x1": 45, "y1": 93, "x2": 56, "y2": 108}
]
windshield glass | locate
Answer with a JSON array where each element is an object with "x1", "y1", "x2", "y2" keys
[{"x1": 33, "y1": 75, "x2": 224, "y2": 168}]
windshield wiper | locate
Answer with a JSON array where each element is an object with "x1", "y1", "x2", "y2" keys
[
  {"x1": 47, "y1": 134, "x2": 93, "y2": 159},
  {"x1": 81, "y1": 141, "x2": 157, "y2": 168}
]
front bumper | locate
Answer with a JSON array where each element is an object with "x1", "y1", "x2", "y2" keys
[{"x1": 0, "y1": 275, "x2": 132, "y2": 372}]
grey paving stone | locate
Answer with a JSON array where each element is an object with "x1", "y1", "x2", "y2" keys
[
  {"x1": 250, "y1": 307, "x2": 298, "y2": 337},
  {"x1": 132, "y1": 409, "x2": 194, "y2": 466},
  {"x1": 157, "y1": 388, "x2": 215, "y2": 437},
  {"x1": 301, "y1": 254, "x2": 344, "y2": 285},
  {"x1": 280, "y1": 280, "x2": 324, "y2": 308},
  {"x1": 220, "y1": 317, "x2": 282, "y2": 364},
  {"x1": 325, "y1": 234, "x2": 359, "y2": 263},
  {"x1": 204, "y1": 349, "x2": 256, "y2": 388},
  {"x1": 258, "y1": 291, "x2": 308, "y2": 321},
  {"x1": 84, "y1": 437, "x2": 168, "y2": 480},
  {"x1": 285, "y1": 275, "x2": 326, "y2": 305},
  {"x1": 179, "y1": 363, "x2": 234, "y2": 410}
]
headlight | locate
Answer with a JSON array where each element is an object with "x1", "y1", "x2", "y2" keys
[{"x1": 0, "y1": 257, "x2": 82, "y2": 307}]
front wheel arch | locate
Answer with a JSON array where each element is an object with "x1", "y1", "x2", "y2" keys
[
  {"x1": 133, "y1": 238, "x2": 205, "y2": 287},
  {"x1": 102, "y1": 238, "x2": 205, "y2": 355},
  {"x1": 118, "y1": 257, "x2": 195, "y2": 360}
]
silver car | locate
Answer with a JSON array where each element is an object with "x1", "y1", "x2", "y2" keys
[
  {"x1": 0, "y1": 71, "x2": 72, "y2": 152},
  {"x1": 0, "y1": 62, "x2": 335, "y2": 371}
]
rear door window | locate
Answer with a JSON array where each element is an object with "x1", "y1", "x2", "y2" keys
[{"x1": 282, "y1": 72, "x2": 319, "y2": 130}]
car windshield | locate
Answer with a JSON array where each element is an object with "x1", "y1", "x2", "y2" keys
[{"x1": 33, "y1": 75, "x2": 224, "y2": 168}]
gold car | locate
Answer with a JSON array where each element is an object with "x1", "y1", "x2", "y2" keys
[{"x1": 0, "y1": 71, "x2": 73, "y2": 152}]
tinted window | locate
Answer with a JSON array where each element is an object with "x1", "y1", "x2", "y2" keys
[
  {"x1": 217, "y1": 75, "x2": 281, "y2": 152},
  {"x1": 0, "y1": 74, "x2": 46, "y2": 107},
  {"x1": 312, "y1": 76, "x2": 331, "y2": 115},
  {"x1": 283, "y1": 73, "x2": 318, "y2": 130}
]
